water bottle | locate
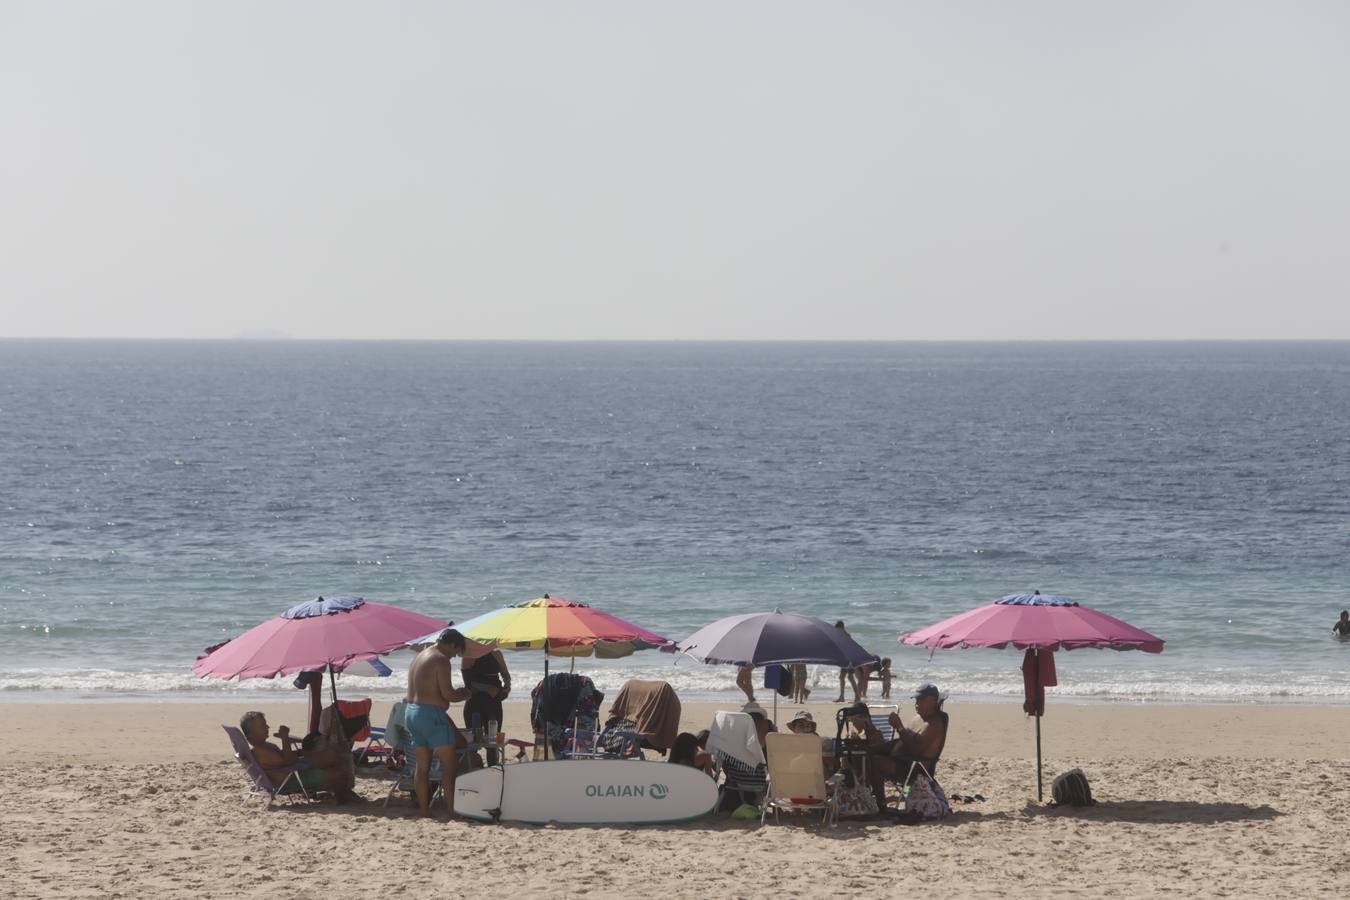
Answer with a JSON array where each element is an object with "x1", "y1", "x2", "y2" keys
[
  {"x1": 487, "y1": 719, "x2": 498, "y2": 746},
  {"x1": 532, "y1": 732, "x2": 544, "y2": 762}
]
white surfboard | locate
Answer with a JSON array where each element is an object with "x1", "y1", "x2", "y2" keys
[{"x1": 453, "y1": 759, "x2": 718, "y2": 825}]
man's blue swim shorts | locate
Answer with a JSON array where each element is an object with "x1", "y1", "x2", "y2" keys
[{"x1": 404, "y1": 703, "x2": 456, "y2": 750}]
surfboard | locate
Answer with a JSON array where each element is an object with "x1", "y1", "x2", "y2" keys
[{"x1": 452, "y1": 758, "x2": 718, "y2": 825}]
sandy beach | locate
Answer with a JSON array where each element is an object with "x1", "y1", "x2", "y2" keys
[{"x1": 3, "y1": 699, "x2": 1348, "y2": 898}]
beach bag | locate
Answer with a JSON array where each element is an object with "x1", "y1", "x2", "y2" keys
[
  {"x1": 903, "y1": 772, "x2": 951, "y2": 820},
  {"x1": 833, "y1": 767, "x2": 879, "y2": 818},
  {"x1": 764, "y1": 664, "x2": 793, "y2": 698},
  {"x1": 1051, "y1": 768, "x2": 1095, "y2": 807}
]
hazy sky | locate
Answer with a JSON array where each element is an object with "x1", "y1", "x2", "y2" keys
[{"x1": 2, "y1": 2, "x2": 1347, "y2": 340}]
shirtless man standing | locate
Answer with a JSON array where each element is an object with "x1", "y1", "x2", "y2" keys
[{"x1": 406, "y1": 628, "x2": 470, "y2": 817}]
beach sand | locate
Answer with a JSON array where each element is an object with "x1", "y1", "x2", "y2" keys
[{"x1": 3, "y1": 699, "x2": 1348, "y2": 898}]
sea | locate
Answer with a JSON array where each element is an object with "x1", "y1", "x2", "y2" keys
[{"x1": 2, "y1": 340, "x2": 1348, "y2": 706}]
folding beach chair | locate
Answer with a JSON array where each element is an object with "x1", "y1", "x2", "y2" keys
[
  {"x1": 383, "y1": 701, "x2": 443, "y2": 808},
  {"x1": 356, "y1": 722, "x2": 393, "y2": 766},
  {"x1": 530, "y1": 672, "x2": 604, "y2": 758},
  {"x1": 707, "y1": 711, "x2": 768, "y2": 811},
  {"x1": 335, "y1": 698, "x2": 373, "y2": 743},
  {"x1": 559, "y1": 720, "x2": 645, "y2": 760},
  {"x1": 878, "y1": 710, "x2": 950, "y2": 807},
  {"x1": 223, "y1": 725, "x2": 316, "y2": 810},
  {"x1": 869, "y1": 705, "x2": 899, "y2": 742},
  {"x1": 382, "y1": 701, "x2": 487, "y2": 809},
  {"x1": 606, "y1": 679, "x2": 681, "y2": 756},
  {"x1": 761, "y1": 732, "x2": 840, "y2": 826}
]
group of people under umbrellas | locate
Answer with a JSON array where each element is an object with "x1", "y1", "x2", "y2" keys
[{"x1": 195, "y1": 591, "x2": 1164, "y2": 812}]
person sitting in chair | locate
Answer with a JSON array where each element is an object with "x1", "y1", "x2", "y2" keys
[
  {"x1": 847, "y1": 683, "x2": 949, "y2": 807},
  {"x1": 862, "y1": 682, "x2": 949, "y2": 807},
  {"x1": 239, "y1": 710, "x2": 360, "y2": 804},
  {"x1": 888, "y1": 682, "x2": 949, "y2": 776}
]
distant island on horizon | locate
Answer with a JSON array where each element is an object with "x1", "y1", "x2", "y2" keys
[{"x1": 231, "y1": 330, "x2": 296, "y2": 340}]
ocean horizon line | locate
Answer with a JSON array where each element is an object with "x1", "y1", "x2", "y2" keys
[{"x1": 5, "y1": 336, "x2": 1350, "y2": 345}]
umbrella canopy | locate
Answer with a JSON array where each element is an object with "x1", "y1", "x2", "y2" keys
[
  {"x1": 407, "y1": 594, "x2": 670, "y2": 762},
  {"x1": 409, "y1": 595, "x2": 673, "y2": 658},
  {"x1": 899, "y1": 591, "x2": 1164, "y2": 801},
  {"x1": 900, "y1": 592, "x2": 1165, "y2": 653},
  {"x1": 678, "y1": 610, "x2": 878, "y2": 668},
  {"x1": 193, "y1": 595, "x2": 449, "y2": 680}
]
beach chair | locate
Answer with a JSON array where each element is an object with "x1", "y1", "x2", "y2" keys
[
  {"x1": 761, "y1": 732, "x2": 840, "y2": 826},
  {"x1": 355, "y1": 722, "x2": 393, "y2": 766},
  {"x1": 223, "y1": 725, "x2": 315, "y2": 810},
  {"x1": 707, "y1": 711, "x2": 768, "y2": 811},
  {"x1": 869, "y1": 705, "x2": 899, "y2": 742},
  {"x1": 336, "y1": 697, "x2": 373, "y2": 743},
  {"x1": 530, "y1": 672, "x2": 604, "y2": 758},
  {"x1": 559, "y1": 720, "x2": 645, "y2": 760},
  {"x1": 382, "y1": 701, "x2": 486, "y2": 809},
  {"x1": 879, "y1": 710, "x2": 950, "y2": 806},
  {"x1": 383, "y1": 701, "x2": 440, "y2": 808},
  {"x1": 606, "y1": 679, "x2": 681, "y2": 756}
]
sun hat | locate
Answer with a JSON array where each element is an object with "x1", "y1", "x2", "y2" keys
[
  {"x1": 911, "y1": 681, "x2": 948, "y2": 701},
  {"x1": 789, "y1": 710, "x2": 814, "y2": 725},
  {"x1": 741, "y1": 700, "x2": 768, "y2": 717}
]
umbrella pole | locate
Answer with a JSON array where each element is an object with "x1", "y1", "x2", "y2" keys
[
  {"x1": 328, "y1": 664, "x2": 338, "y2": 706},
  {"x1": 307, "y1": 675, "x2": 322, "y2": 734},
  {"x1": 1035, "y1": 711, "x2": 1043, "y2": 803},
  {"x1": 543, "y1": 639, "x2": 550, "y2": 761},
  {"x1": 1033, "y1": 647, "x2": 1043, "y2": 802}
]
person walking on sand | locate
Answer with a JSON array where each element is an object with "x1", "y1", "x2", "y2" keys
[
  {"x1": 1334, "y1": 610, "x2": 1350, "y2": 639},
  {"x1": 406, "y1": 628, "x2": 470, "y2": 818}
]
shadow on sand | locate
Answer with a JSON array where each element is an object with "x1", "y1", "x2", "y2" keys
[{"x1": 1023, "y1": 800, "x2": 1282, "y2": 825}]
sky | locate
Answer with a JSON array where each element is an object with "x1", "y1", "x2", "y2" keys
[{"x1": 1, "y1": 1, "x2": 1348, "y2": 340}]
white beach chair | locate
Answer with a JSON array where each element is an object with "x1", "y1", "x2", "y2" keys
[{"x1": 761, "y1": 732, "x2": 840, "y2": 826}]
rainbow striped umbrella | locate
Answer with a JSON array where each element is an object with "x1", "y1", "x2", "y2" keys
[{"x1": 409, "y1": 594, "x2": 673, "y2": 659}]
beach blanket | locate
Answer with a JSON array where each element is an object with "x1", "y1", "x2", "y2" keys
[{"x1": 606, "y1": 679, "x2": 682, "y2": 752}]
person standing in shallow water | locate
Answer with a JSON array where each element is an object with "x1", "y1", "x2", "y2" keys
[
  {"x1": 834, "y1": 620, "x2": 861, "y2": 703},
  {"x1": 1334, "y1": 611, "x2": 1350, "y2": 638},
  {"x1": 736, "y1": 665, "x2": 756, "y2": 703}
]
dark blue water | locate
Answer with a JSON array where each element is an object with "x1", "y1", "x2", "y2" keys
[{"x1": 2, "y1": 340, "x2": 1348, "y2": 702}]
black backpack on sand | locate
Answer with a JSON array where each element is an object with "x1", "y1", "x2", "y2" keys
[{"x1": 1051, "y1": 768, "x2": 1095, "y2": 807}]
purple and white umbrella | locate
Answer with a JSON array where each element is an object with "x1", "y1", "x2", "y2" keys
[
  {"x1": 678, "y1": 610, "x2": 878, "y2": 719},
  {"x1": 678, "y1": 611, "x2": 878, "y2": 669}
]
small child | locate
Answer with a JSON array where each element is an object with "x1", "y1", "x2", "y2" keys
[{"x1": 879, "y1": 657, "x2": 893, "y2": 700}]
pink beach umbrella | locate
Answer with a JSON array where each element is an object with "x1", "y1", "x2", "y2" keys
[
  {"x1": 194, "y1": 595, "x2": 450, "y2": 718},
  {"x1": 900, "y1": 591, "x2": 1164, "y2": 801}
]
